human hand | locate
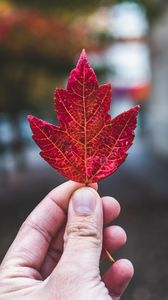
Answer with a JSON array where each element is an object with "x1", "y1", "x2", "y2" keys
[{"x1": 0, "y1": 181, "x2": 133, "y2": 300}]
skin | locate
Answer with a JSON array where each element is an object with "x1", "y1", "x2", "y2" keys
[{"x1": 0, "y1": 181, "x2": 134, "y2": 300}]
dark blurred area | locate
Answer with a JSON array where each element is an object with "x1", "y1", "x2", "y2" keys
[{"x1": 0, "y1": 0, "x2": 168, "y2": 299}]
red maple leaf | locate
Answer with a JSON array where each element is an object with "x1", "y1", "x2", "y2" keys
[{"x1": 28, "y1": 50, "x2": 140, "y2": 184}]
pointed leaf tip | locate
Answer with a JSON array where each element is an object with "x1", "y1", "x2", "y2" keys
[
  {"x1": 134, "y1": 104, "x2": 141, "y2": 114},
  {"x1": 77, "y1": 49, "x2": 89, "y2": 68},
  {"x1": 136, "y1": 104, "x2": 141, "y2": 110},
  {"x1": 27, "y1": 115, "x2": 33, "y2": 121},
  {"x1": 81, "y1": 48, "x2": 86, "y2": 55}
]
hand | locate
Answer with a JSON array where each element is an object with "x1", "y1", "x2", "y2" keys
[{"x1": 0, "y1": 181, "x2": 133, "y2": 300}]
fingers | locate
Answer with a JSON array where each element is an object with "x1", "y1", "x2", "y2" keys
[
  {"x1": 2, "y1": 181, "x2": 88, "y2": 271},
  {"x1": 102, "y1": 259, "x2": 134, "y2": 299},
  {"x1": 102, "y1": 196, "x2": 120, "y2": 226},
  {"x1": 41, "y1": 195, "x2": 122, "y2": 277},
  {"x1": 41, "y1": 225, "x2": 127, "y2": 278},
  {"x1": 48, "y1": 187, "x2": 132, "y2": 300},
  {"x1": 101, "y1": 226, "x2": 127, "y2": 260}
]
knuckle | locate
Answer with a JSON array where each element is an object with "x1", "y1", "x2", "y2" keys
[
  {"x1": 65, "y1": 216, "x2": 101, "y2": 246},
  {"x1": 21, "y1": 219, "x2": 52, "y2": 244}
]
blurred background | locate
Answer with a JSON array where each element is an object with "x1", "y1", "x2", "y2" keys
[{"x1": 0, "y1": 0, "x2": 168, "y2": 299}]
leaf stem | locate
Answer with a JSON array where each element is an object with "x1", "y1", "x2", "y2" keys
[{"x1": 104, "y1": 248, "x2": 115, "y2": 263}]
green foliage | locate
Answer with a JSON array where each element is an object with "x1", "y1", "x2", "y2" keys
[{"x1": 8, "y1": 0, "x2": 166, "y2": 21}]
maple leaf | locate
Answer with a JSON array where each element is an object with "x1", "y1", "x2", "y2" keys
[{"x1": 28, "y1": 50, "x2": 140, "y2": 184}]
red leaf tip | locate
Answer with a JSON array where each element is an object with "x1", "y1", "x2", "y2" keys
[
  {"x1": 134, "y1": 104, "x2": 141, "y2": 114},
  {"x1": 77, "y1": 49, "x2": 89, "y2": 69},
  {"x1": 81, "y1": 48, "x2": 86, "y2": 56},
  {"x1": 135, "y1": 104, "x2": 141, "y2": 110},
  {"x1": 27, "y1": 115, "x2": 33, "y2": 122}
]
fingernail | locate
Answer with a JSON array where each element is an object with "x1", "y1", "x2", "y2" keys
[{"x1": 72, "y1": 188, "x2": 97, "y2": 215}]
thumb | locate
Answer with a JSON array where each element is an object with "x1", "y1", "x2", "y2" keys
[{"x1": 61, "y1": 187, "x2": 103, "y2": 271}]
